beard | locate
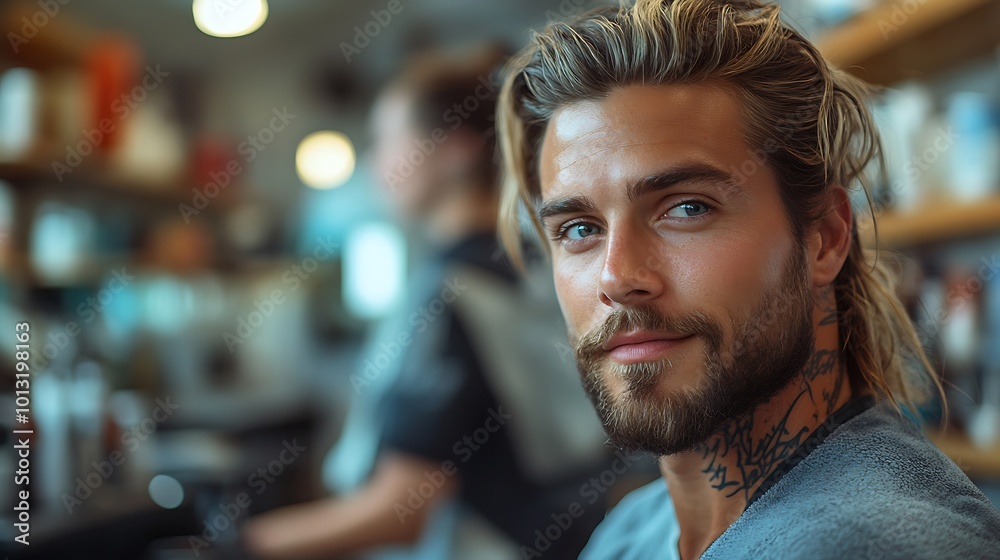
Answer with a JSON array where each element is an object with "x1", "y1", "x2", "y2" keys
[{"x1": 573, "y1": 247, "x2": 815, "y2": 456}]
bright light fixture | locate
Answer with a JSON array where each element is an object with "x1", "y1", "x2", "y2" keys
[
  {"x1": 343, "y1": 222, "x2": 406, "y2": 319},
  {"x1": 149, "y1": 474, "x2": 185, "y2": 509},
  {"x1": 296, "y1": 131, "x2": 356, "y2": 189},
  {"x1": 193, "y1": 0, "x2": 268, "y2": 38}
]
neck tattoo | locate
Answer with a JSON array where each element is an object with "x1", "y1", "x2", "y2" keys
[{"x1": 696, "y1": 287, "x2": 848, "y2": 506}]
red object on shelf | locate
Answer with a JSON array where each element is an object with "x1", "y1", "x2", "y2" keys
[
  {"x1": 84, "y1": 35, "x2": 141, "y2": 152},
  {"x1": 191, "y1": 136, "x2": 241, "y2": 188}
]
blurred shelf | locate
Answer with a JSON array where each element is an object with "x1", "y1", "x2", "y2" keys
[
  {"x1": 818, "y1": 0, "x2": 1000, "y2": 86},
  {"x1": 927, "y1": 430, "x2": 1000, "y2": 480},
  {"x1": 0, "y1": 4, "x2": 92, "y2": 71},
  {"x1": 0, "y1": 160, "x2": 235, "y2": 213},
  {"x1": 1, "y1": 248, "x2": 143, "y2": 288},
  {"x1": 0, "y1": 250, "x2": 30, "y2": 281},
  {"x1": 2, "y1": 248, "x2": 300, "y2": 288},
  {"x1": 861, "y1": 194, "x2": 1000, "y2": 249}
]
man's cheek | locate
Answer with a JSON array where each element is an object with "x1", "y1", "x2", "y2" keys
[
  {"x1": 553, "y1": 268, "x2": 570, "y2": 310},
  {"x1": 675, "y1": 245, "x2": 756, "y2": 314},
  {"x1": 554, "y1": 266, "x2": 588, "y2": 327}
]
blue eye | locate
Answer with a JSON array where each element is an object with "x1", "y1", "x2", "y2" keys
[
  {"x1": 565, "y1": 222, "x2": 600, "y2": 240},
  {"x1": 666, "y1": 201, "x2": 711, "y2": 218}
]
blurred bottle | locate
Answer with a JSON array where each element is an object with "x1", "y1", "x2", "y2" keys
[
  {"x1": 84, "y1": 35, "x2": 140, "y2": 153},
  {"x1": 0, "y1": 67, "x2": 39, "y2": 162},
  {"x1": 945, "y1": 92, "x2": 1000, "y2": 202},
  {"x1": 69, "y1": 360, "x2": 109, "y2": 478},
  {"x1": 940, "y1": 270, "x2": 981, "y2": 430},
  {"x1": 970, "y1": 268, "x2": 1000, "y2": 447},
  {"x1": 34, "y1": 369, "x2": 73, "y2": 512},
  {"x1": 876, "y1": 83, "x2": 934, "y2": 211}
]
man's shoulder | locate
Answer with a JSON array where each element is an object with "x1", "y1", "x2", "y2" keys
[
  {"x1": 707, "y1": 402, "x2": 1000, "y2": 559},
  {"x1": 579, "y1": 478, "x2": 680, "y2": 560},
  {"x1": 771, "y1": 401, "x2": 995, "y2": 509}
]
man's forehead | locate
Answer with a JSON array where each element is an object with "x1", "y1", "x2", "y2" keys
[{"x1": 538, "y1": 83, "x2": 747, "y2": 199}]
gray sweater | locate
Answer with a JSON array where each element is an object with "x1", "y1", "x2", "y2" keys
[{"x1": 580, "y1": 402, "x2": 1000, "y2": 559}]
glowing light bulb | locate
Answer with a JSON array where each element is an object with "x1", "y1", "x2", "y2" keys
[
  {"x1": 193, "y1": 0, "x2": 268, "y2": 38},
  {"x1": 296, "y1": 131, "x2": 356, "y2": 189}
]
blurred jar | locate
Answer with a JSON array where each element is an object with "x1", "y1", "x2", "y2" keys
[
  {"x1": 945, "y1": 92, "x2": 1000, "y2": 201},
  {"x1": 875, "y1": 84, "x2": 935, "y2": 211},
  {"x1": 0, "y1": 67, "x2": 40, "y2": 161},
  {"x1": 970, "y1": 266, "x2": 1000, "y2": 447}
]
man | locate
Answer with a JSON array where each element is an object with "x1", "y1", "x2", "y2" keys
[
  {"x1": 243, "y1": 48, "x2": 609, "y2": 559},
  {"x1": 495, "y1": 0, "x2": 1000, "y2": 558}
]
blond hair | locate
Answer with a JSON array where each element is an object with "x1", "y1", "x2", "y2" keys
[{"x1": 496, "y1": 0, "x2": 942, "y2": 411}]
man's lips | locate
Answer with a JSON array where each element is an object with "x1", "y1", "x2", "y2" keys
[{"x1": 602, "y1": 330, "x2": 694, "y2": 364}]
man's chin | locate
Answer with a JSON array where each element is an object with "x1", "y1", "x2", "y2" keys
[
  {"x1": 599, "y1": 389, "x2": 727, "y2": 457},
  {"x1": 605, "y1": 420, "x2": 722, "y2": 457}
]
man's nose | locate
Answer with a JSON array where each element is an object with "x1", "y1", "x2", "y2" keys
[{"x1": 598, "y1": 226, "x2": 666, "y2": 308}]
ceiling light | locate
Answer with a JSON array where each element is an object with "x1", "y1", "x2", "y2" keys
[{"x1": 193, "y1": 0, "x2": 268, "y2": 38}]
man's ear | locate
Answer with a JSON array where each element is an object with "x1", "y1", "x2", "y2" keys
[{"x1": 809, "y1": 185, "x2": 853, "y2": 287}]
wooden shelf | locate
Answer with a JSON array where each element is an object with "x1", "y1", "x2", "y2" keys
[
  {"x1": 927, "y1": 430, "x2": 1000, "y2": 480},
  {"x1": 0, "y1": 4, "x2": 92, "y2": 71},
  {"x1": 860, "y1": 195, "x2": 1000, "y2": 249},
  {"x1": 818, "y1": 0, "x2": 1000, "y2": 86},
  {"x1": 0, "y1": 160, "x2": 235, "y2": 212}
]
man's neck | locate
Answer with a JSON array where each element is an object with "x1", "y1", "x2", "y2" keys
[{"x1": 661, "y1": 287, "x2": 854, "y2": 560}]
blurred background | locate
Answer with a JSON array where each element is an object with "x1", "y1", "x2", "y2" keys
[{"x1": 0, "y1": 0, "x2": 998, "y2": 558}]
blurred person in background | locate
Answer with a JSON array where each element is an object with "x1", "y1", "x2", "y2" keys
[
  {"x1": 496, "y1": 0, "x2": 1000, "y2": 558},
  {"x1": 243, "y1": 47, "x2": 611, "y2": 559}
]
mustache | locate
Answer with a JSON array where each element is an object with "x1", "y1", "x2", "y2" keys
[{"x1": 574, "y1": 304, "x2": 722, "y2": 363}]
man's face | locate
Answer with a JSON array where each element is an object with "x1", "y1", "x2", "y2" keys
[{"x1": 538, "y1": 84, "x2": 816, "y2": 455}]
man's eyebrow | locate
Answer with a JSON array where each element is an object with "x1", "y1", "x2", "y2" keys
[
  {"x1": 627, "y1": 163, "x2": 743, "y2": 203},
  {"x1": 537, "y1": 195, "x2": 599, "y2": 222}
]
